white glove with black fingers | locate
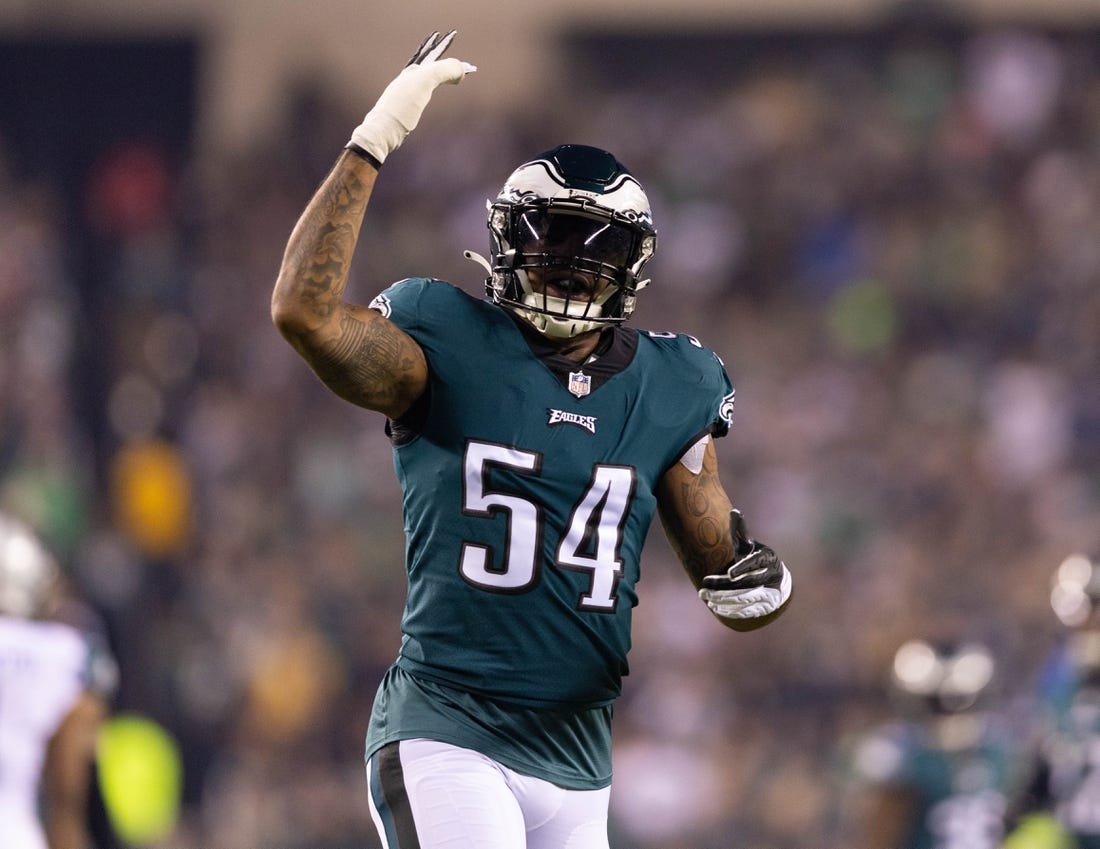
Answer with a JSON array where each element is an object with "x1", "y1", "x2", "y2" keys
[
  {"x1": 347, "y1": 30, "x2": 476, "y2": 167},
  {"x1": 698, "y1": 510, "x2": 792, "y2": 620}
]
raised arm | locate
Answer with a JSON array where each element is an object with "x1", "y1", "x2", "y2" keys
[
  {"x1": 656, "y1": 437, "x2": 792, "y2": 631},
  {"x1": 272, "y1": 153, "x2": 426, "y2": 417},
  {"x1": 271, "y1": 31, "x2": 475, "y2": 419}
]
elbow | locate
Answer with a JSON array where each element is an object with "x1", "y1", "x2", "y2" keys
[
  {"x1": 270, "y1": 293, "x2": 295, "y2": 337},
  {"x1": 270, "y1": 275, "x2": 311, "y2": 340}
]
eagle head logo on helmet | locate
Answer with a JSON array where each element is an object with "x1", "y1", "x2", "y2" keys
[{"x1": 465, "y1": 144, "x2": 657, "y2": 339}]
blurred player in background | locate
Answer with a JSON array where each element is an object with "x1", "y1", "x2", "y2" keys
[
  {"x1": 272, "y1": 29, "x2": 792, "y2": 849},
  {"x1": 844, "y1": 638, "x2": 1027, "y2": 849},
  {"x1": 0, "y1": 512, "x2": 118, "y2": 849},
  {"x1": 1003, "y1": 553, "x2": 1100, "y2": 848}
]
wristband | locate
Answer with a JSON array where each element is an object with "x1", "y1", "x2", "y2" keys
[{"x1": 345, "y1": 142, "x2": 384, "y2": 171}]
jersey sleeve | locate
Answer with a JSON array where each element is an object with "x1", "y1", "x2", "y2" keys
[
  {"x1": 656, "y1": 332, "x2": 735, "y2": 439},
  {"x1": 366, "y1": 277, "x2": 434, "y2": 334},
  {"x1": 702, "y1": 346, "x2": 735, "y2": 439},
  {"x1": 636, "y1": 330, "x2": 736, "y2": 473}
]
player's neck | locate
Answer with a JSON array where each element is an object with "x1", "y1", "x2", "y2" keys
[
  {"x1": 549, "y1": 330, "x2": 604, "y2": 364},
  {"x1": 509, "y1": 312, "x2": 608, "y2": 364}
]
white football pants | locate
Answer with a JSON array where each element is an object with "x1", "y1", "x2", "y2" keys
[{"x1": 366, "y1": 738, "x2": 611, "y2": 849}]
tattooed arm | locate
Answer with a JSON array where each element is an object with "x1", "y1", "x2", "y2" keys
[
  {"x1": 656, "y1": 437, "x2": 735, "y2": 588},
  {"x1": 271, "y1": 151, "x2": 428, "y2": 419},
  {"x1": 656, "y1": 438, "x2": 789, "y2": 631},
  {"x1": 272, "y1": 32, "x2": 473, "y2": 418}
]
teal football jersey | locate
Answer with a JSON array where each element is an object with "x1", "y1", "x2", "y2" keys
[
  {"x1": 852, "y1": 719, "x2": 1023, "y2": 849},
  {"x1": 1031, "y1": 648, "x2": 1100, "y2": 847},
  {"x1": 364, "y1": 278, "x2": 733, "y2": 785}
]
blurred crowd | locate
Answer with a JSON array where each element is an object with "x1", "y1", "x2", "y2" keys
[{"x1": 2, "y1": 18, "x2": 1100, "y2": 849}]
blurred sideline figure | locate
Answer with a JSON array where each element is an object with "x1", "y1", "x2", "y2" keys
[
  {"x1": 272, "y1": 30, "x2": 791, "y2": 849},
  {"x1": 1004, "y1": 553, "x2": 1100, "y2": 848},
  {"x1": 0, "y1": 513, "x2": 118, "y2": 849},
  {"x1": 844, "y1": 638, "x2": 1026, "y2": 849}
]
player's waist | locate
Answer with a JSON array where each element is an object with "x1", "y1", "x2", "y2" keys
[
  {"x1": 371, "y1": 663, "x2": 614, "y2": 788},
  {"x1": 395, "y1": 654, "x2": 619, "y2": 710}
]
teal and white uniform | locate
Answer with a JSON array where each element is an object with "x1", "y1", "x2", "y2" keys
[
  {"x1": 0, "y1": 615, "x2": 116, "y2": 849},
  {"x1": 851, "y1": 718, "x2": 1024, "y2": 849},
  {"x1": 365, "y1": 278, "x2": 733, "y2": 789},
  {"x1": 1025, "y1": 644, "x2": 1100, "y2": 847}
]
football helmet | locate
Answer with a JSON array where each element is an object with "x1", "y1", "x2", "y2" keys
[
  {"x1": 891, "y1": 639, "x2": 995, "y2": 715},
  {"x1": 0, "y1": 513, "x2": 59, "y2": 618},
  {"x1": 466, "y1": 144, "x2": 657, "y2": 339},
  {"x1": 1050, "y1": 553, "x2": 1100, "y2": 680},
  {"x1": 1050, "y1": 552, "x2": 1100, "y2": 628}
]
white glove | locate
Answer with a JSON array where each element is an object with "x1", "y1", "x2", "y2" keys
[
  {"x1": 697, "y1": 510, "x2": 792, "y2": 620},
  {"x1": 699, "y1": 563, "x2": 792, "y2": 619},
  {"x1": 347, "y1": 30, "x2": 476, "y2": 166}
]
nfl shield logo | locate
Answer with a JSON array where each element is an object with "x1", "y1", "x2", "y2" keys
[{"x1": 568, "y1": 371, "x2": 591, "y2": 398}]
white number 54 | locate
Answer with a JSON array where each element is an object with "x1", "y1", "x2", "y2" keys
[{"x1": 459, "y1": 440, "x2": 636, "y2": 611}]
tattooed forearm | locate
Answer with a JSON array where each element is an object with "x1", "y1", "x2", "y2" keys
[
  {"x1": 319, "y1": 164, "x2": 370, "y2": 221},
  {"x1": 274, "y1": 151, "x2": 376, "y2": 323},
  {"x1": 299, "y1": 221, "x2": 357, "y2": 317},
  {"x1": 289, "y1": 167, "x2": 371, "y2": 313},
  {"x1": 657, "y1": 446, "x2": 736, "y2": 586},
  {"x1": 668, "y1": 512, "x2": 734, "y2": 585}
]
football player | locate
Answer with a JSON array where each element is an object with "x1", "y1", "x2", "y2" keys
[
  {"x1": 271, "y1": 30, "x2": 792, "y2": 849},
  {"x1": 0, "y1": 513, "x2": 118, "y2": 849},
  {"x1": 1004, "y1": 553, "x2": 1100, "y2": 849},
  {"x1": 846, "y1": 638, "x2": 1025, "y2": 849}
]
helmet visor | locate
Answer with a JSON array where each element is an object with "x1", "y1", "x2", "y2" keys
[{"x1": 513, "y1": 209, "x2": 637, "y2": 278}]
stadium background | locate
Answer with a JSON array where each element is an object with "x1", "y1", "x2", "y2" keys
[{"x1": 2, "y1": 0, "x2": 1100, "y2": 845}]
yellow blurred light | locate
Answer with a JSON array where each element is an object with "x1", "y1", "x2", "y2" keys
[
  {"x1": 110, "y1": 439, "x2": 192, "y2": 557},
  {"x1": 97, "y1": 713, "x2": 183, "y2": 845}
]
